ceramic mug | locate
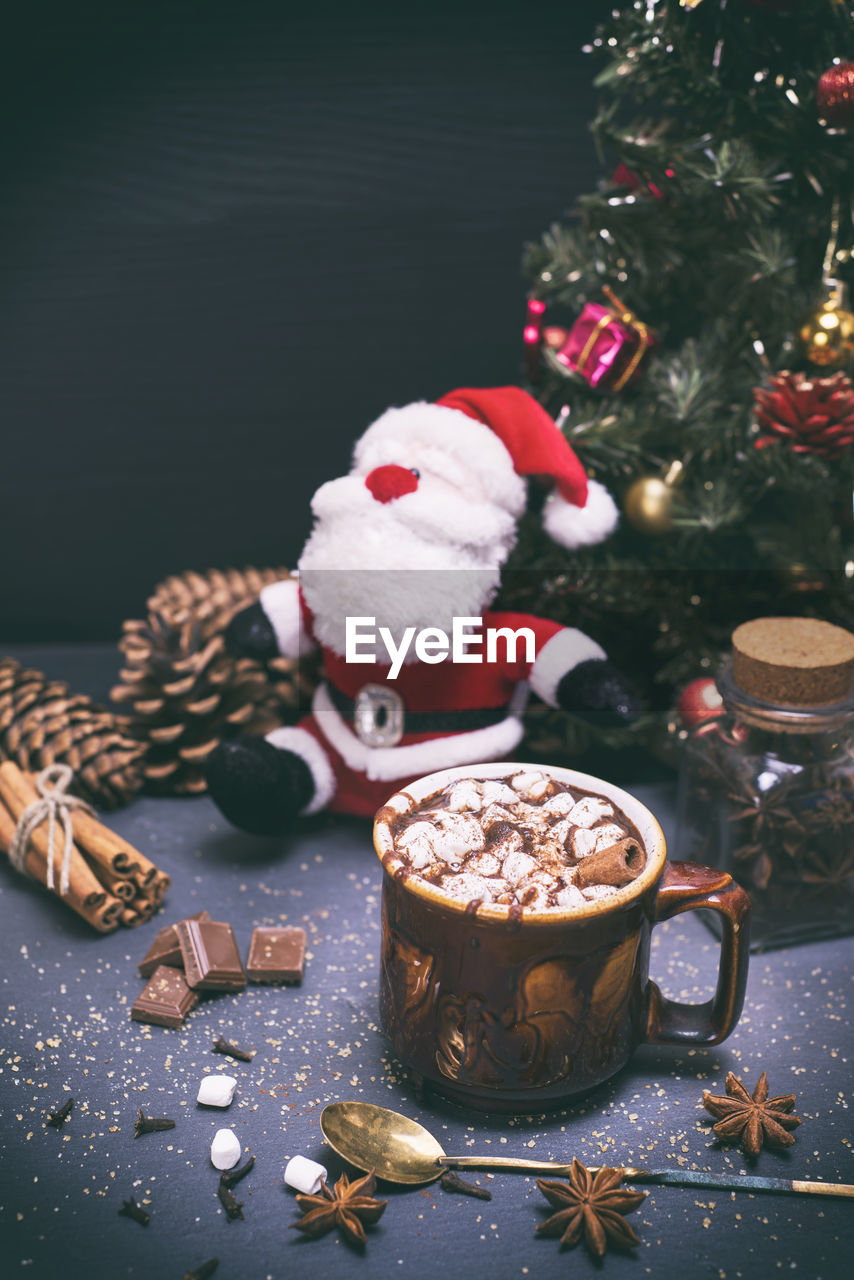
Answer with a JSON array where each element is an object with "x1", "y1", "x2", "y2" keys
[{"x1": 373, "y1": 762, "x2": 751, "y2": 1111}]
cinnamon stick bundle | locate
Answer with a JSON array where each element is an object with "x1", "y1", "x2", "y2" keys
[
  {"x1": 0, "y1": 761, "x2": 170, "y2": 933},
  {"x1": 574, "y1": 837, "x2": 646, "y2": 889}
]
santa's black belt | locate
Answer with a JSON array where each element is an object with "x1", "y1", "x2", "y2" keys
[{"x1": 326, "y1": 682, "x2": 511, "y2": 736}]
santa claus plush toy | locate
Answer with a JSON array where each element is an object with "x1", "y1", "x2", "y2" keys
[{"x1": 205, "y1": 386, "x2": 638, "y2": 834}]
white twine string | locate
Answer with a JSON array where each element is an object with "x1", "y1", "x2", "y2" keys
[{"x1": 9, "y1": 764, "x2": 94, "y2": 896}]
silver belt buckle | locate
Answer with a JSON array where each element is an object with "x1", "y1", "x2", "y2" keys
[{"x1": 353, "y1": 683, "x2": 405, "y2": 747}]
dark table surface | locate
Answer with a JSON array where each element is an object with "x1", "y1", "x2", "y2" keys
[{"x1": 1, "y1": 646, "x2": 852, "y2": 1280}]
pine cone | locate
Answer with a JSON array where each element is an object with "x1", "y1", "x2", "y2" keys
[
  {"x1": 0, "y1": 658, "x2": 145, "y2": 808},
  {"x1": 753, "y1": 370, "x2": 854, "y2": 459},
  {"x1": 112, "y1": 567, "x2": 315, "y2": 796}
]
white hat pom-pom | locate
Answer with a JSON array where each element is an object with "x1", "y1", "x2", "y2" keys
[{"x1": 541, "y1": 479, "x2": 619, "y2": 550}]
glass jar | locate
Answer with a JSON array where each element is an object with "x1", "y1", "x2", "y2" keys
[{"x1": 676, "y1": 661, "x2": 854, "y2": 951}]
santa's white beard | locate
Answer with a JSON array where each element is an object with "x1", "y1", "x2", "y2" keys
[{"x1": 297, "y1": 476, "x2": 516, "y2": 656}]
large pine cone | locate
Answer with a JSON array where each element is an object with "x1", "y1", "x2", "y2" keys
[
  {"x1": 112, "y1": 567, "x2": 315, "y2": 796},
  {"x1": 0, "y1": 658, "x2": 145, "y2": 807},
  {"x1": 753, "y1": 370, "x2": 854, "y2": 458}
]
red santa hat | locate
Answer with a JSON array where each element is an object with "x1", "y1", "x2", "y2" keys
[
  {"x1": 435, "y1": 386, "x2": 618, "y2": 549},
  {"x1": 353, "y1": 385, "x2": 618, "y2": 550}
]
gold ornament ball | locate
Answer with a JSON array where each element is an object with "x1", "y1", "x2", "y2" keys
[
  {"x1": 623, "y1": 475, "x2": 674, "y2": 534},
  {"x1": 799, "y1": 292, "x2": 854, "y2": 370}
]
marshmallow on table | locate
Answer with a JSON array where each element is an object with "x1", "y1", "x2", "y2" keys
[
  {"x1": 210, "y1": 1128, "x2": 242, "y2": 1170},
  {"x1": 285, "y1": 1155, "x2": 328, "y2": 1195},
  {"x1": 197, "y1": 1074, "x2": 238, "y2": 1107}
]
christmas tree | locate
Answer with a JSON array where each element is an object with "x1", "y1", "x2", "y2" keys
[{"x1": 511, "y1": 0, "x2": 854, "y2": 759}]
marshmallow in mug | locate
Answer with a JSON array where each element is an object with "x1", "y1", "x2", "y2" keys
[{"x1": 388, "y1": 770, "x2": 646, "y2": 915}]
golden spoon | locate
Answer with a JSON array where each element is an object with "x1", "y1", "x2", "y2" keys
[{"x1": 320, "y1": 1101, "x2": 854, "y2": 1199}]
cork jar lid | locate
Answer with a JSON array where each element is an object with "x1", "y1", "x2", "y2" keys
[{"x1": 731, "y1": 617, "x2": 854, "y2": 707}]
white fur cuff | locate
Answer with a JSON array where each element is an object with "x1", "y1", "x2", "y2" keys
[
  {"x1": 529, "y1": 628, "x2": 606, "y2": 707},
  {"x1": 259, "y1": 578, "x2": 313, "y2": 659},
  {"x1": 264, "y1": 725, "x2": 336, "y2": 814}
]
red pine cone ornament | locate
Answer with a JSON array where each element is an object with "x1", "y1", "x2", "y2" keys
[{"x1": 753, "y1": 370, "x2": 854, "y2": 459}]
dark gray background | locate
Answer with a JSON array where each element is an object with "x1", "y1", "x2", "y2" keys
[
  {"x1": 1, "y1": 645, "x2": 852, "y2": 1280},
  {"x1": 1, "y1": 0, "x2": 608, "y2": 640}
]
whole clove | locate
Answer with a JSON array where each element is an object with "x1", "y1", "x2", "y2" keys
[
  {"x1": 47, "y1": 1097, "x2": 74, "y2": 1129},
  {"x1": 217, "y1": 1179, "x2": 244, "y2": 1221},
  {"x1": 212, "y1": 1034, "x2": 254, "y2": 1062},
  {"x1": 440, "y1": 1169, "x2": 493, "y2": 1200},
  {"x1": 118, "y1": 1196, "x2": 150, "y2": 1226},
  {"x1": 219, "y1": 1155, "x2": 255, "y2": 1188},
  {"x1": 134, "y1": 1108, "x2": 176, "y2": 1138},
  {"x1": 183, "y1": 1261, "x2": 219, "y2": 1280}
]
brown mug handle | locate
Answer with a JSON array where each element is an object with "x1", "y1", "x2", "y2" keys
[{"x1": 645, "y1": 860, "x2": 751, "y2": 1046}]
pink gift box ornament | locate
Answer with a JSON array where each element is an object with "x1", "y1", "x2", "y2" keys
[{"x1": 554, "y1": 287, "x2": 654, "y2": 391}]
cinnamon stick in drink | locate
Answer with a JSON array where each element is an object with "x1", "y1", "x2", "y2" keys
[{"x1": 574, "y1": 837, "x2": 646, "y2": 889}]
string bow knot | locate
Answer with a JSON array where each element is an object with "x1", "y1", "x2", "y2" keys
[{"x1": 9, "y1": 764, "x2": 93, "y2": 895}]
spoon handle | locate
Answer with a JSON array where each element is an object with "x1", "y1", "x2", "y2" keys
[
  {"x1": 440, "y1": 1158, "x2": 854, "y2": 1199},
  {"x1": 439, "y1": 1156, "x2": 577, "y2": 1176}
]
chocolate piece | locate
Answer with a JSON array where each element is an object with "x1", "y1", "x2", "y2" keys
[
  {"x1": 176, "y1": 919, "x2": 246, "y2": 992},
  {"x1": 246, "y1": 925, "x2": 306, "y2": 984},
  {"x1": 131, "y1": 964, "x2": 198, "y2": 1028},
  {"x1": 138, "y1": 911, "x2": 211, "y2": 977}
]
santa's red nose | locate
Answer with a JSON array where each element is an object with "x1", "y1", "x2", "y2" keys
[{"x1": 364, "y1": 464, "x2": 419, "y2": 504}]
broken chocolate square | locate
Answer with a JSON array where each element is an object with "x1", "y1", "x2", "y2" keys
[
  {"x1": 246, "y1": 926, "x2": 306, "y2": 985},
  {"x1": 176, "y1": 919, "x2": 246, "y2": 992},
  {"x1": 138, "y1": 911, "x2": 211, "y2": 978},
  {"x1": 131, "y1": 965, "x2": 198, "y2": 1028}
]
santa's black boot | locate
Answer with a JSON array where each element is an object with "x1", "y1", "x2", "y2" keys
[{"x1": 205, "y1": 736, "x2": 314, "y2": 835}]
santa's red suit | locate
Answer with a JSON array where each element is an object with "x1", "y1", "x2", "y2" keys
[{"x1": 261, "y1": 581, "x2": 605, "y2": 817}]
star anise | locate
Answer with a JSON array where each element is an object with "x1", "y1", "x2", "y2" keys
[
  {"x1": 800, "y1": 847, "x2": 854, "y2": 887},
  {"x1": 290, "y1": 1169, "x2": 387, "y2": 1245},
  {"x1": 536, "y1": 1159, "x2": 646, "y2": 1259},
  {"x1": 703, "y1": 1071, "x2": 802, "y2": 1158}
]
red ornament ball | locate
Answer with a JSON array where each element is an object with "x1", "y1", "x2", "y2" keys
[
  {"x1": 677, "y1": 677, "x2": 724, "y2": 729},
  {"x1": 817, "y1": 62, "x2": 854, "y2": 128}
]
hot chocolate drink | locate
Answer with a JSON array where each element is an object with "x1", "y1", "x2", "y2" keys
[{"x1": 387, "y1": 769, "x2": 646, "y2": 918}]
